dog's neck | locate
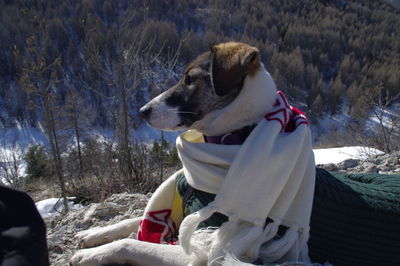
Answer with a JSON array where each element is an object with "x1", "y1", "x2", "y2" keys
[
  {"x1": 203, "y1": 124, "x2": 256, "y2": 145},
  {"x1": 190, "y1": 66, "x2": 278, "y2": 136}
]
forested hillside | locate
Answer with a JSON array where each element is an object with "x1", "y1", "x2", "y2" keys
[
  {"x1": 0, "y1": 0, "x2": 399, "y2": 200},
  {"x1": 1, "y1": 0, "x2": 399, "y2": 128}
]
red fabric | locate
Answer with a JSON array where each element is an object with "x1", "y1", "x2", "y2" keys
[
  {"x1": 137, "y1": 209, "x2": 177, "y2": 244},
  {"x1": 265, "y1": 91, "x2": 309, "y2": 132}
]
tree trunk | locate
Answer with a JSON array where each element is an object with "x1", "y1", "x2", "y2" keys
[
  {"x1": 73, "y1": 110, "x2": 84, "y2": 179},
  {"x1": 160, "y1": 131, "x2": 164, "y2": 182},
  {"x1": 43, "y1": 97, "x2": 69, "y2": 213},
  {"x1": 120, "y1": 86, "x2": 134, "y2": 179}
]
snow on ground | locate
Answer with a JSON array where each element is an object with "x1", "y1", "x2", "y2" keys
[
  {"x1": 312, "y1": 104, "x2": 400, "y2": 143},
  {"x1": 35, "y1": 197, "x2": 83, "y2": 218},
  {"x1": 0, "y1": 123, "x2": 47, "y2": 181},
  {"x1": 0, "y1": 146, "x2": 27, "y2": 182},
  {"x1": 313, "y1": 146, "x2": 384, "y2": 165},
  {"x1": 311, "y1": 112, "x2": 352, "y2": 141},
  {"x1": 365, "y1": 104, "x2": 400, "y2": 132},
  {"x1": 0, "y1": 123, "x2": 47, "y2": 148}
]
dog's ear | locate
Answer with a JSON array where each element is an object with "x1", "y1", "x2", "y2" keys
[{"x1": 210, "y1": 42, "x2": 260, "y2": 96}]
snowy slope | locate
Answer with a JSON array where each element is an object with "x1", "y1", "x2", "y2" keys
[
  {"x1": 35, "y1": 197, "x2": 82, "y2": 218},
  {"x1": 313, "y1": 146, "x2": 384, "y2": 165}
]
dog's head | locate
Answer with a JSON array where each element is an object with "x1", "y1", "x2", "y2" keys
[{"x1": 139, "y1": 42, "x2": 275, "y2": 135}]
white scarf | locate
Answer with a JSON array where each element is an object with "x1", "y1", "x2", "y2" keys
[{"x1": 176, "y1": 84, "x2": 315, "y2": 264}]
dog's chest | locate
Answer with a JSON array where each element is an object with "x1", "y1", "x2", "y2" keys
[{"x1": 176, "y1": 173, "x2": 228, "y2": 228}]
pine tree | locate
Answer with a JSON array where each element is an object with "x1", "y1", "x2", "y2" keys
[{"x1": 24, "y1": 145, "x2": 51, "y2": 180}]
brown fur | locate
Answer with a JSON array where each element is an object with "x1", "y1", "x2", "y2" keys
[
  {"x1": 211, "y1": 42, "x2": 260, "y2": 77},
  {"x1": 210, "y1": 42, "x2": 261, "y2": 97}
]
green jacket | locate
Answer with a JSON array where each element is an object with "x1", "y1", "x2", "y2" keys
[{"x1": 177, "y1": 168, "x2": 400, "y2": 266}]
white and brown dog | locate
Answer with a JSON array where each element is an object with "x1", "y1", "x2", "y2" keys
[
  {"x1": 70, "y1": 42, "x2": 400, "y2": 266},
  {"x1": 71, "y1": 42, "x2": 276, "y2": 266}
]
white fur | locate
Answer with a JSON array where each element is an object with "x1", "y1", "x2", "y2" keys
[
  {"x1": 75, "y1": 217, "x2": 141, "y2": 248},
  {"x1": 191, "y1": 65, "x2": 277, "y2": 135},
  {"x1": 71, "y1": 238, "x2": 193, "y2": 266},
  {"x1": 71, "y1": 218, "x2": 197, "y2": 266},
  {"x1": 140, "y1": 91, "x2": 186, "y2": 131}
]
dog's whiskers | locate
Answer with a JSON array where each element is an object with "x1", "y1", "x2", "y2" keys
[
  {"x1": 176, "y1": 111, "x2": 197, "y2": 115},
  {"x1": 166, "y1": 108, "x2": 197, "y2": 115}
]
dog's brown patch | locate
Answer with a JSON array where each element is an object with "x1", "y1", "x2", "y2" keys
[
  {"x1": 211, "y1": 42, "x2": 260, "y2": 77},
  {"x1": 210, "y1": 42, "x2": 260, "y2": 96}
]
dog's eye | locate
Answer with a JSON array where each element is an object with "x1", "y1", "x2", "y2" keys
[{"x1": 184, "y1": 75, "x2": 194, "y2": 85}]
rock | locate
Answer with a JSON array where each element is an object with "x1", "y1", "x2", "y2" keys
[
  {"x1": 44, "y1": 193, "x2": 149, "y2": 265},
  {"x1": 51, "y1": 244, "x2": 63, "y2": 254},
  {"x1": 92, "y1": 202, "x2": 123, "y2": 218},
  {"x1": 82, "y1": 204, "x2": 99, "y2": 223},
  {"x1": 342, "y1": 159, "x2": 359, "y2": 169},
  {"x1": 319, "y1": 150, "x2": 400, "y2": 174},
  {"x1": 318, "y1": 163, "x2": 338, "y2": 171},
  {"x1": 362, "y1": 162, "x2": 378, "y2": 173},
  {"x1": 338, "y1": 159, "x2": 359, "y2": 170}
]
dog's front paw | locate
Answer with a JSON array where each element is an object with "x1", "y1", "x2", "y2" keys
[
  {"x1": 70, "y1": 247, "x2": 104, "y2": 266},
  {"x1": 75, "y1": 227, "x2": 110, "y2": 248}
]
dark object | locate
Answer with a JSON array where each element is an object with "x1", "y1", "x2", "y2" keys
[{"x1": 0, "y1": 185, "x2": 49, "y2": 266}]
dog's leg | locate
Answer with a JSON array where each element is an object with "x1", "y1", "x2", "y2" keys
[
  {"x1": 75, "y1": 217, "x2": 141, "y2": 248},
  {"x1": 70, "y1": 238, "x2": 195, "y2": 266}
]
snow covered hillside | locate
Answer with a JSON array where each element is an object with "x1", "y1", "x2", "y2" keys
[{"x1": 313, "y1": 146, "x2": 384, "y2": 165}]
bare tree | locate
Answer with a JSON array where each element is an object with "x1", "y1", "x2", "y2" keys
[
  {"x1": 347, "y1": 84, "x2": 400, "y2": 153},
  {"x1": 0, "y1": 138, "x2": 24, "y2": 189},
  {"x1": 62, "y1": 84, "x2": 95, "y2": 180},
  {"x1": 83, "y1": 21, "x2": 141, "y2": 180},
  {"x1": 20, "y1": 29, "x2": 69, "y2": 212},
  {"x1": 83, "y1": 13, "x2": 182, "y2": 182},
  {"x1": 369, "y1": 85, "x2": 400, "y2": 153}
]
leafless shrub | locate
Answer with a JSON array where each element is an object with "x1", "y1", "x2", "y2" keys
[
  {"x1": 345, "y1": 85, "x2": 400, "y2": 153},
  {"x1": 0, "y1": 139, "x2": 24, "y2": 189},
  {"x1": 64, "y1": 136, "x2": 180, "y2": 203}
]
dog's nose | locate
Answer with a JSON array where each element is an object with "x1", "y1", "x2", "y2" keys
[{"x1": 139, "y1": 106, "x2": 152, "y2": 120}]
